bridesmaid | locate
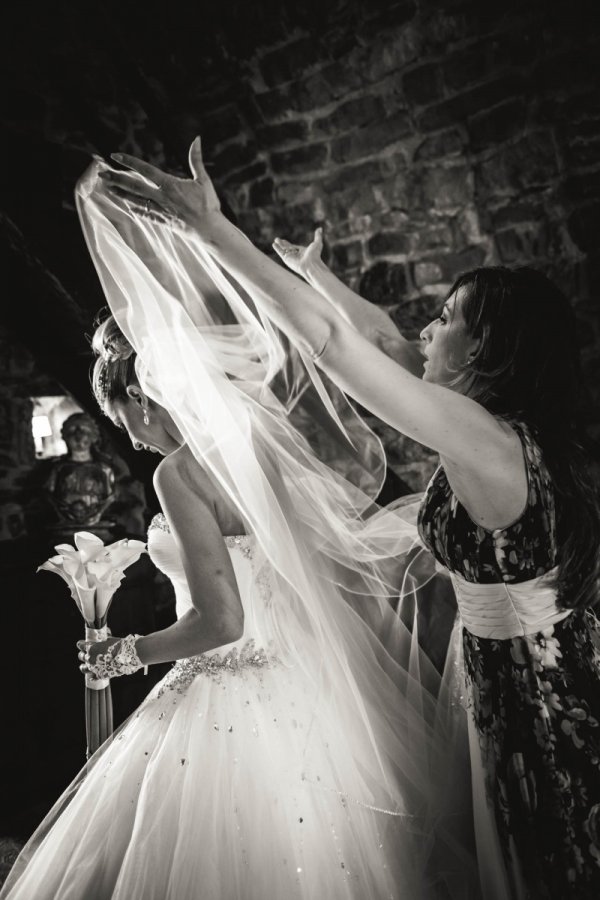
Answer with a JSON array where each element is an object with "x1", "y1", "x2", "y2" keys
[{"x1": 100, "y1": 140, "x2": 600, "y2": 899}]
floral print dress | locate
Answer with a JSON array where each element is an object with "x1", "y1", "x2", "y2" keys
[{"x1": 418, "y1": 421, "x2": 600, "y2": 900}]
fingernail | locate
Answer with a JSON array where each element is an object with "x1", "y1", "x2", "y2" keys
[{"x1": 111, "y1": 153, "x2": 123, "y2": 162}]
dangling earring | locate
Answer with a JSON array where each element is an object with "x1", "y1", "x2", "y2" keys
[{"x1": 143, "y1": 408, "x2": 150, "y2": 426}]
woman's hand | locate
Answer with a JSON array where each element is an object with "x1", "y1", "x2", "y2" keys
[
  {"x1": 97, "y1": 136, "x2": 221, "y2": 233},
  {"x1": 77, "y1": 636, "x2": 121, "y2": 671},
  {"x1": 77, "y1": 635, "x2": 145, "y2": 679},
  {"x1": 272, "y1": 227, "x2": 324, "y2": 279}
]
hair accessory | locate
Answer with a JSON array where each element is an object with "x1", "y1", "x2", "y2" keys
[{"x1": 97, "y1": 365, "x2": 109, "y2": 402}]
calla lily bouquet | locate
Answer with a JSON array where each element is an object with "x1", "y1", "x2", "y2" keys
[{"x1": 38, "y1": 532, "x2": 146, "y2": 756}]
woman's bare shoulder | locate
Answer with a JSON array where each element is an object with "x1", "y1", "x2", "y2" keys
[{"x1": 153, "y1": 445, "x2": 215, "y2": 500}]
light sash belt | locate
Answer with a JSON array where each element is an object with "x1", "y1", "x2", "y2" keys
[{"x1": 449, "y1": 566, "x2": 572, "y2": 639}]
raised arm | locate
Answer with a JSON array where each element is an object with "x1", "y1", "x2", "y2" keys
[
  {"x1": 98, "y1": 141, "x2": 514, "y2": 471},
  {"x1": 273, "y1": 228, "x2": 423, "y2": 376}
]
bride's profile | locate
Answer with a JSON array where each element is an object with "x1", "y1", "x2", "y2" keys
[{"x1": 0, "y1": 157, "x2": 478, "y2": 900}]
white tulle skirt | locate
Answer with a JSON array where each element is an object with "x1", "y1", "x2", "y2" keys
[{"x1": 2, "y1": 651, "x2": 438, "y2": 900}]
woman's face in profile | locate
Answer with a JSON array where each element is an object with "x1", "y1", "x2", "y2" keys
[
  {"x1": 419, "y1": 288, "x2": 478, "y2": 388},
  {"x1": 107, "y1": 396, "x2": 177, "y2": 456}
]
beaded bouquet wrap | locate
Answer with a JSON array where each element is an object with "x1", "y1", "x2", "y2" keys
[{"x1": 38, "y1": 531, "x2": 146, "y2": 756}]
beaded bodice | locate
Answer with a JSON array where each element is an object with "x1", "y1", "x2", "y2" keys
[{"x1": 147, "y1": 513, "x2": 277, "y2": 679}]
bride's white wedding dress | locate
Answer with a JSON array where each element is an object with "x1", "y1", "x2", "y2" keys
[{"x1": 2, "y1": 514, "x2": 429, "y2": 900}]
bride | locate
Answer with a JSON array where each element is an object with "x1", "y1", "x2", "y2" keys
[{"x1": 0, "y1": 155, "x2": 478, "y2": 899}]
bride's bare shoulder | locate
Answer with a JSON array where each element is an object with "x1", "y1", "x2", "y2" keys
[{"x1": 153, "y1": 444, "x2": 215, "y2": 500}]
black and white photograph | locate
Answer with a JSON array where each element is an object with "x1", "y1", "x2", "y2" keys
[{"x1": 1, "y1": 1, "x2": 599, "y2": 897}]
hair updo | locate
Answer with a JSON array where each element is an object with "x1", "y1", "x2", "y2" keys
[{"x1": 91, "y1": 312, "x2": 138, "y2": 409}]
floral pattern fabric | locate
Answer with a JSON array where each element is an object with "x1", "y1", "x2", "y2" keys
[{"x1": 418, "y1": 421, "x2": 600, "y2": 899}]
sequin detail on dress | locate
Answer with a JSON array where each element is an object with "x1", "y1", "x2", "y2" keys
[
  {"x1": 157, "y1": 640, "x2": 276, "y2": 696},
  {"x1": 149, "y1": 513, "x2": 256, "y2": 554}
]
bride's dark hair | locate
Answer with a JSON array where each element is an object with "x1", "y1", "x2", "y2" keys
[
  {"x1": 91, "y1": 311, "x2": 138, "y2": 407},
  {"x1": 448, "y1": 265, "x2": 599, "y2": 610}
]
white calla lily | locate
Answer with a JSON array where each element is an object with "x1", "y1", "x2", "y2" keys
[
  {"x1": 38, "y1": 533, "x2": 147, "y2": 625},
  {"x1": 74, "y1": 531, "x2": 106, "y2": 563}
]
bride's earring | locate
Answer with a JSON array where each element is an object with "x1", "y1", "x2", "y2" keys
[{"x1": 143, "y1": 408, "x2": 150, "y2": 426}]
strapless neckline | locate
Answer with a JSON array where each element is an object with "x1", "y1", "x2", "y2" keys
[{"x1": 148, "y1": 512, "x2": 254, "y2": 550}]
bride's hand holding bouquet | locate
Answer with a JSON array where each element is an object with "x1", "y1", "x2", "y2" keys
[{"x1": 38, "y1": 531, "x2": 146, "y2": 755}]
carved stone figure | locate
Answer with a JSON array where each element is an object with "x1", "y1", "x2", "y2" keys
[{"x1": 45, "y1": 413, "x2": 115, "y2": 531}]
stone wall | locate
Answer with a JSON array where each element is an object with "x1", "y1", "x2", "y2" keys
[
  {"x1": 200, "y1": 1, "x2": 600, "y2": 488},
  {"x1": 3, "y1": 0, "x2": 599, "y2": 490}
]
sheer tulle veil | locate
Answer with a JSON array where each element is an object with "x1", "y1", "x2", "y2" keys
[{"x1": 72, "y1": 161, "x2": 478, "y2": 896}]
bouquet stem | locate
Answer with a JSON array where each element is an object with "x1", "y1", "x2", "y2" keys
[{"x1": 84, "y1": 623, "x2": 114, "y2": 758}]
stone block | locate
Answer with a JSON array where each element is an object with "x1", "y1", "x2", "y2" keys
[
  {"x1": 320, "y1": 160, "x2": 384, "y2": 195},
  {"x1": 495, "y1": 224, "x2": 549, "y2": 263},
  {"x1": 271, "y1": 143, "x2": 329, "y2": 175},
  {"x1": 212, "y1": 141, "x2": 260, "y2": 177},
  {"x1": 319, "y1": 59, "x2": 365, "y2": 99},
  {"x1": 410, "y1": 247, "x2": 486, "y2": 288},
  {"x1": 275, "y1": 182, "x2": 318, "y2": 206},
  {"x1": 489, "y1": 199, "x2": 545, "y2": 229},
  {"x1": 327, "y1": 182, "x2": 382, "y2": 220},
  {"x1": 359, "y1": 261, "x2": 408, "y2": 305},
  {"x1": 271, "y1": 202, "x2": 323, "y2": 244},
  {"x1": 468, "y1": 98, "x2": 527, "y2": 152},
  {"x1": 417, "y1": 74, "x2": 525, "y2": 132},
  {"x1": 414, "y1": 129, "x2": 464, "y2": 161},
  {"x1": 475, "y1": 132, "x2": 560, "y2": 199},
  {"x1": 402, "y1": 63, "x2": 442, "y2": 106},
  {"x1": 259, "y1": 37, "x2": 325, "y2": 88},
  {"x1": 380, "y1": 210, "x2": 411, "y2": 229},
  {"x1": 220, "y1": 160, "x2": 268, "y2": 187},
  {"x1": 256, "y1": 120, "x2": 310, "y2": 148},
  {"x1": 412, "y1": 222, "x2": 455, "y2": 253},
  {"x1": 332, "y1": 240, "x2": 365, "y2": 270},
  {"x1": 368, "y1": 232, "x2": 411, "y2": 257},
  {"x1": 312, "y1": 95, "x2": 386, "y2": 138},
  {"x1": 249, "y1": 178, "x2": 275, "y2": 208},
  {"x1": 422, "y1": 165, "x2": 472, "y2": 210},
  {"x1": 330, "y1": 110, "x2": 412, "y2": 164},
  {"x1": 411, "y1": 260, "x2": 444, "y2": 288},
  {"x1": 255, "y1": 85, "x2": 295, "y2": 122}
]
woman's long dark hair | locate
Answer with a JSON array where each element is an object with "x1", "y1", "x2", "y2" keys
[{"x1": 449, "y1": 266, "x2": 599, "y2": 611}]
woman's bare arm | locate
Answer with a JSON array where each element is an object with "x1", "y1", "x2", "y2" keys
[
  {"x1": 135, "y1": 447, "x2": 244, "y2": 666},
  {"x1": 100, "y1": 145, "x2": 517, "y2": 477},
  {"x1": 273, "y1": 229, "x2": 423, "y2": 376}
]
